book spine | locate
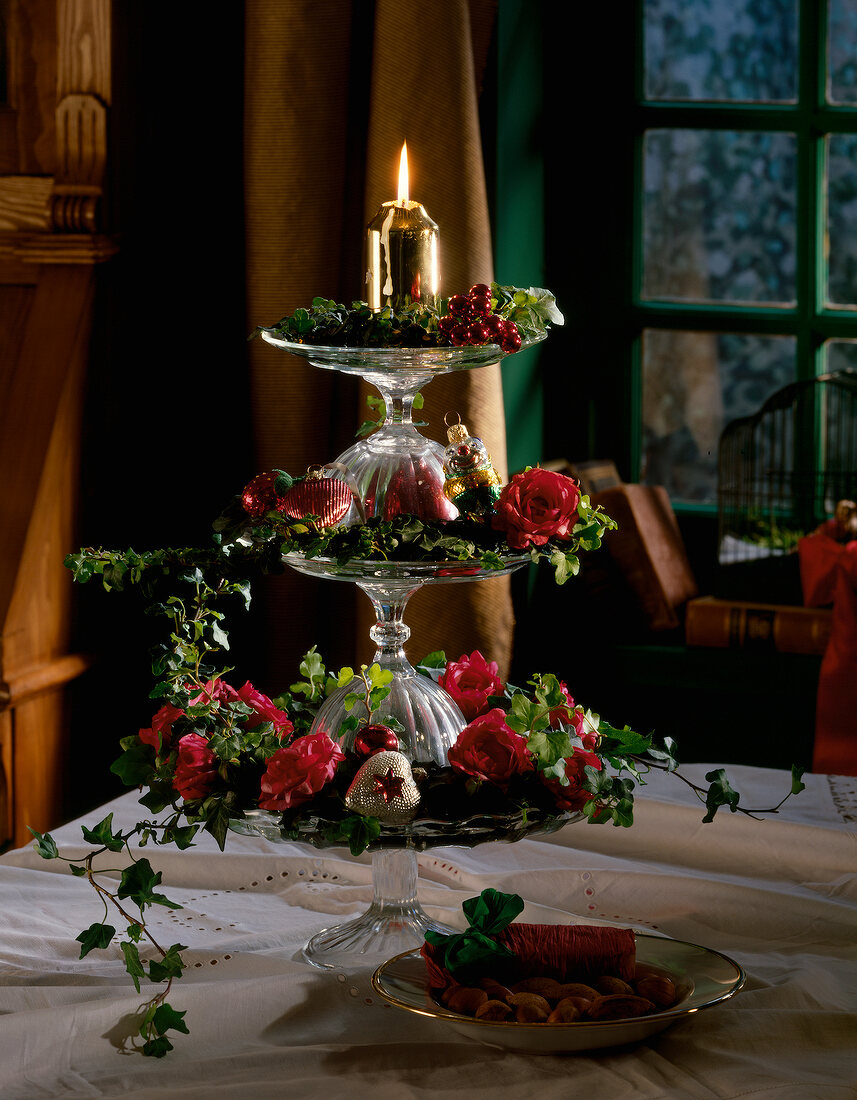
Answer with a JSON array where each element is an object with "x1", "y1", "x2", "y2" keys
[{"x1": 686, "y1": 603, "x2": 831, "y2": 655}]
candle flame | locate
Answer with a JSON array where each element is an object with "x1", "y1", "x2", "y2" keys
[{"x1": 397, "y1": 141, "x2": 409, "y2": 203}]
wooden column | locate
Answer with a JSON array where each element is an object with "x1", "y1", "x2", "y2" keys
[{"x1": 0, "y1": 0, "x2": 115, "y2": 848}]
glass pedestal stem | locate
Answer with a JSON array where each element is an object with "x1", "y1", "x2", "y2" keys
[{"x1": 301, "y1": 848, "x2": 453, "y2": 970}]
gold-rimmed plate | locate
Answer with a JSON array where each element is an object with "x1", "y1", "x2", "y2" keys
[{"x1": 371, "y1": 934, "x2": 745, "y2": 1055}]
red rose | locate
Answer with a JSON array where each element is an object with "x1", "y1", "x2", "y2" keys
[
  {"x1": 541, "y1": 746, "x2": 601, "y2": 812},
  {"x1": 259, "y1": 732, "x2": 345, "y2": 812},
  {"x1": 173, "y1": 733, "x2": 219, "y2": 801},
  {"x1": 138, "y1": 703, "x2": 185, "y2": 752},
  {"x1": 188, "y1": 678, "x2": 240, "y2": 708},
  {"x1": 235, "y1": 681, "x2": 294, "y2": 740},
  {"x1": 439, "y1": 651, "x2": 504, "y2": 721},
  {"x1": 447, "y1": 709, "x2": 533, "y2": 786},
  {"x1": 491, "y1": 468, "x2": 581, "y2": 550}
]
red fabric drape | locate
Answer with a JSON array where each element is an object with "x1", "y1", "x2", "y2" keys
[{"x1": 799, "y1": 532, "x2": 857, "y2": 776}]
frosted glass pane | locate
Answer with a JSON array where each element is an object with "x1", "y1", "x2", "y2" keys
[
  {"x1": 643, "y1": 129, "x2": 797, "y2": 306},
  {"x1": 641, "y1": 329, "x2": 796, "y2": 504},
  {"x1": 827, "y1": 133, "x2": 857, "y2": 308},
  {"x1": 828, "y1": 0, "x2": 857, "y2": 105},
  {"x1": 644, "y1": 0, "x2": 798, "y2": 103}
]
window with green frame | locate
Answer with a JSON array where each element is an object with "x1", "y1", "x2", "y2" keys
[{"x1": 634, "y1": 0, "x2": 857, "y2": 512}]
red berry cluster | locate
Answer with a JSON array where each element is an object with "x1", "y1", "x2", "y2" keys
[{"x1": 437, "y1": 284, "x2": 522, "y2": 353}]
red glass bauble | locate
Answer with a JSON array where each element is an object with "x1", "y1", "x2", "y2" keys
[
  {"x1": 353, "y1": 724, "x2": 400, "y2": 757},
  {"x1": 242, "y1": 472, "x2": 282, "y2": 518}
]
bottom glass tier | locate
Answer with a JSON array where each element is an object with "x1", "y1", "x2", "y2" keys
[{"x1": 229, "y1": 809, "x2": 578, "y2": 970}]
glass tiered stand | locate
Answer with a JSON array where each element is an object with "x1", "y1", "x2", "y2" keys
[{"x1": 229, "y1": 334, "x2": 575, "y2": 970}]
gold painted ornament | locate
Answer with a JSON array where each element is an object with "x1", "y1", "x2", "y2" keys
[
  {"x1": 344, "y1": 750, "x2": 421, "y2": 824},
  {"x1": 442, "y1": 413, "x2": 502, "y2": 521}
]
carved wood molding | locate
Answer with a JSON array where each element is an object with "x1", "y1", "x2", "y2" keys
[
  {"x1": 0, "y1": 0, "x2": 115, "y2": 258},
  {"x1": 51, "y1": 0, "x2": 112, "y2": 234},
  {"x1": 52, "y1": 93, "x2": 107, "y2": 231}
]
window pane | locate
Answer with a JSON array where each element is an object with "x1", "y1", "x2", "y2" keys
[
  {"x1": 643, "y1": 129, "x2": 797, "y2": 305},
  {"x1": 826, "y1": 339, "x2": 857, "y2": 373},
  {"x1": 827, "y1": 133, "x2": 857, "y2": 309},
  {"x1": 644, "y1": 0, "x2": 798, "y2": 103},
  {"x1": 828, "y1": 0, "x2": 857, "y2": 105},
  {"x1": 641, "y1": 329, "x2": 796, "y2": 504}
]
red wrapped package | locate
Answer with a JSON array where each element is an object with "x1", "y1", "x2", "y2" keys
[{"x1": 421, "y1": 922, "x2": 636, "y2": 995}]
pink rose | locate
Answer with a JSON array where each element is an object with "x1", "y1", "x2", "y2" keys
[
  {"x1": 235, "y1": 681, "x2": 294, "y2": 740},
  {"x1": 439, "y1": 651, "x2": 504, "y2": 721},
  {"x1": 138, "y1": 703, "x2": 185, "y2": 752},
  {"x1": 541, "y1": 746, "x2": 601, "y2": 812},
  {"x1": 173, "y1": 733, "x2": 219, "y2": 801},
  {"x1": 259, "y1": 732, "x2": 345, "y2": 812},
  {"x1": 491, "y1": 468, "x2": 581, "y2": 550},
  {"x1": 447, "y1": 709, "x2": 533, "y2": 786}
]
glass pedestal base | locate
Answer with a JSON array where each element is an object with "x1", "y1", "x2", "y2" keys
[{"x1": 301, "y1": 848, "x2": 453, "y2": 970}]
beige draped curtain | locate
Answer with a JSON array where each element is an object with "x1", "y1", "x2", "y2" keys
[{"x1": 243, "y1": 0, "x2": 514, "y2": 690}]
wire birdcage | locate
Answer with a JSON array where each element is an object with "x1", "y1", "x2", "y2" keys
[{"x1": 718, "y1": 369, "x2": 857, "y2": 572}]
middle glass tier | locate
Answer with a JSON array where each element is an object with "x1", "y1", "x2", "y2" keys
[{"x1": 284, "y1": 553, "x2": 530, "y2": 765}]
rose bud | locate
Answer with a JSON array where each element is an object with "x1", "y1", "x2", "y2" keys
[{"x1": 353, "y1": 724, "x2": 400, "y2": 757}]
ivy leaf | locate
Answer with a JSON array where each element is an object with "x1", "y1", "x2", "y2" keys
[
  {"x1": 142, "y1": 1035, "x2": 174, "y2": 1058},
  {"x1": 289, "y1": 646, "x2": 328, "y2": 700},
  {"x1": 27, "y1": 828, "x2": 58, "y2": 859},
  {"x1": 117, "y1": 859, "x2": 181, "y2": 911},
  {"x1": 417, "y1": 650, "x2": 447, "y2": 671},
  {"x1": 329, "y1": 814, "x2": 381, "y2": 856},
  {"x1": 111, "y1": 745, "x2": 156, "y2": 787},
  {"x1": 549, "y1": 548, "x2": 579, "y2": 585},
  {"x1": 202, "y1": 796, "x2": 232, "y2": 851},
  {"x1": 80, "y1": 813, "x2": 126, "y2": 853},
  {"x1": 151, "y1": 1003, "x2": 189, "y2": 1036},
  {"x1": 702, "y1": 768, "x2": 741, "y2": 822},
  {"x1": 148, "y1": 943, "x2": 187, "y2": 983},
  {"x1": 791, "y1": 765, "x2": 807, "y2": 795},
  {"x1": 138, "y1": 783, "x2": 175, "y2": 815},
  {"x1": 122, "y1": 941, "x2": 146, "y2": 993},
  {"x1": 76, "y1": 922, "x2": 116, "y2": 959},
  {"x1": 164, "y1": 824, "x2": 199, "y2": 851},
  {"x1": 526, "y1": 726, "x2": 575, "y2": 772}
]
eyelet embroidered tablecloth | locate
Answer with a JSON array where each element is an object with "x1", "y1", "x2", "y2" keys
[{"x1": 0, "y1": 764, "x2": 854, "y2": 1100}]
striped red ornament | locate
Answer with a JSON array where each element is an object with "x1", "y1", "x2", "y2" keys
[{"x1": 280, "y1": 467, "x2": 353, "y2": 526}]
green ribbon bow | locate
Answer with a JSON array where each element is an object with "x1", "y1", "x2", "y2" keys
[{"x1": 424, "y1": 888, "x2": 525, "y2": 979}]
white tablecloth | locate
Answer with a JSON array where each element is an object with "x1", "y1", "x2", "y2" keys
[{"x1": 1, "y1": 765, "x2": 855, "y2": 1100}]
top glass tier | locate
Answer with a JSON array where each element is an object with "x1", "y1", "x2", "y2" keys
[{"x1": 259, "y1": 333, "x2": 543, "y2": 380}]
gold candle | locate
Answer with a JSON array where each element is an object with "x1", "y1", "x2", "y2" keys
[{"x1": 366, "y1": 142, "x2": 440, "y2": 312}]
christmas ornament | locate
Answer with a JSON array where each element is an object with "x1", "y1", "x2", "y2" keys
[
  {"x1": 437, "y1": 284, "x2": 522, "y2": 353},
  {"x1": 241, "y1": 471, "x2": 288, "y2": 518},
  {"x1": 280, "y1": 465, "x2": 354, "y2": 527},
  {"x1": 344, "y1": 750, "x2": 420, "y2": 824},
  {"x1": 353, "y1": 724, "x2": 400, "y2": 758},
  {"x1": 442, "y1": 413, "x2": 502, "y2": 521}
]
